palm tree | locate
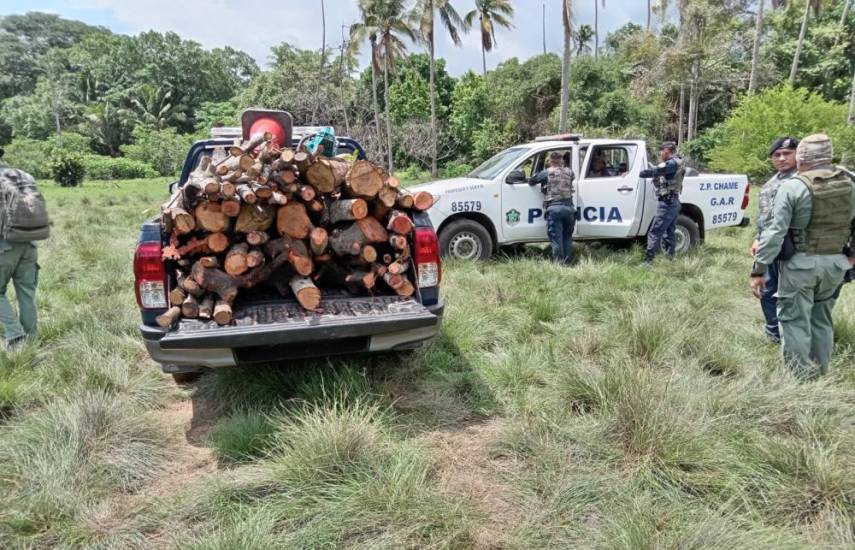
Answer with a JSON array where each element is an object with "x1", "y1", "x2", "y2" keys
[
  {"x1": 463, "y1": 0, "x2": 514, "y2": 75},
  {"x1": 575, "y1": 23, "x2": 594, "y2": 55},
  {"x1": 748, "y1": 0, "x2": 765, "y2": 94},
  {"x1": 559, "y1": 0, "x2": 573, "y2": 133},
  {"x1": 594, "y1": 0, "x2": 605, "y2": 58},
  {"x1": 647, "y1": 0, "x2": 652, "y2": 31},
  {"x1": 349, "y1": 4, "x2": 390, "y2": 167},
  {"x1": 414, "y1": 0, "x2": 465, "y2": 177},
  {"x1": 789, "y1": 0, "x2": 821, "y2": 85}
]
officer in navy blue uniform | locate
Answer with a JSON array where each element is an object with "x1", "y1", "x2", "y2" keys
[{"x1": 639, "y1": 141, "x2": 684, "y2": 263}]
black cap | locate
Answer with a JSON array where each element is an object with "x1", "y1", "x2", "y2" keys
[
  {"x1": 769, "y1": 137, "x2": 799, "y2": 157},
  {"x1": 660, "y1": 141, "x2": 677, "y2": 152}
]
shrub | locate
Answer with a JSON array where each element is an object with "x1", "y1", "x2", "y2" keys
[
  {"x1": 50, "y1": 151, "x2": 85, "y2": 187},
  {"x1": 707, "y1": 86, "x2": 855, "y2": 182},
  {"x1": 121, "y1": 125, "x2": 193, "y2": 177},
  {"x1": 440, "y1": 162, "x2": 474, "y2": 178},
  {"x1": 3, "y1": 134, "x2": 94, "y2": 179},
  {"x1": 82, "y1": 155, "x2": 157, "y2": 180}
]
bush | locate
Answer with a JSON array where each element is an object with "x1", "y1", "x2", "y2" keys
[
  {"x1": 3, "y1": 134, "x2": 94, "y2": 179},
  {"x1": 121, "y1": 125, "x2": 193, "y2": 177},
  {"x1": 707, "y1": 86, "x2": 855, "y2": 182},
  {"x1": 50, "y1": 151, "x2": 85, "y2": 187},
  {"x1": 82, "y1": 155, "x2": 157, "y2": 180},
  {"x1": 439, "y1": 162, "x2": 474, "y2": 178}
]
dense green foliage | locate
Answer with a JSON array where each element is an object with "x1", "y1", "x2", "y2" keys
[
  {"x1": 49, "y1": 150, "x2": 84, "y2": 187},
  {"x1": 0, "y1": 1, "x2": 852, "y2": 182},
  {"x1": 706, "y1": 86, "x2": 855, "y2": 180}
]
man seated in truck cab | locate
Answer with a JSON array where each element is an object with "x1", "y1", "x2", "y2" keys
[{"x1": 588, "y1": 156, "x2": 610, "y2": 178}]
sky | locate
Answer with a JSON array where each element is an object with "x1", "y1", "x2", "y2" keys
[{"x1": 0, "y1": 0, "x2": 654, "y2": 76}]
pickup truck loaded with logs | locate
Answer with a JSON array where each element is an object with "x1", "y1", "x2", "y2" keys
[{"x1": 134, "y1": 109, "x2": 444, "y2": 381}]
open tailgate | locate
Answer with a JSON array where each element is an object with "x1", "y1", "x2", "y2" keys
[{"x1": 158, "y1": 294, "x2": 438, "y2": 350}]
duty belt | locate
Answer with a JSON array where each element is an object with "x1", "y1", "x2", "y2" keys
[{"x1": 545, "y1": 198, "x2": 574, "y2": 208}]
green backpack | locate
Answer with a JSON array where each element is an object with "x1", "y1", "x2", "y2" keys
[{"x1": 0, "y1": 166, "x2": 50, "y2": 242}]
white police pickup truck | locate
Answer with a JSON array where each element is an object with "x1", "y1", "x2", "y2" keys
[{"x1": 412, "y1": 135, "x2": 751, "y2": 260}]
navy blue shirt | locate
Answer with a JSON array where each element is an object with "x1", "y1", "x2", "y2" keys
[{"x1": 640, "y1": 158, "x2": 678, "y2": 180}]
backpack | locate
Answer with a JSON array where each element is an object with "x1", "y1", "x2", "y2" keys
[{"x1": 0, "y1": 166, "x2": 50, "y2": 242}]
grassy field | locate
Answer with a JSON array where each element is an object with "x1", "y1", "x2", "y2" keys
[{"x1": 1, "y1": 178, "x2": 854, "y2": 549}]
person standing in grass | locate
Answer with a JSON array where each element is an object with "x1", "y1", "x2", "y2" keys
[
  {"x1": 529, "y1": 151, "x2": 576, "y2": 264},
  {"x1": 639, "y1": 141, "x2": 686, "y2": 264},
  {"x1": 750, "y1": 135, "x2": 855, "y2": 379},
  {"x1": 750, "y1": 137, "x2": 799, "y2": 344},
  {"x1": 0, "y1": 148, "x2": 50, "y2": 351}
]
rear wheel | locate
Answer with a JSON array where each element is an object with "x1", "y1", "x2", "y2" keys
[
  {"x1": 674, "y1": 214, "x2": 701, "y2": 254},
  {"x1": 439, "y1": 220, "x2": 493, "y2": 260}
]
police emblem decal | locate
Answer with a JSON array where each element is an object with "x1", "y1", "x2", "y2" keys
[{"x1": 505, "y1": 209, "x2": 521, "y2": 226}]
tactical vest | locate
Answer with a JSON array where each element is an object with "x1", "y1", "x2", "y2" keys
[
  {"x1": 790, "y1": 167, "x2": 852, "y2": 255},
  {"x1": 656, "y1": 158, "x2": 685, "y2": 199},
  {"x1": 544, "y1": 167, "x2": 574, "y2": 204},
  {"x1": 0, "y1": 166, "x2": 50, "y2": 242}
]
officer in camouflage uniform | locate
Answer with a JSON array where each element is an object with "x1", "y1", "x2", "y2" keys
[
  {"x1": 0, "y1": 148, "x2": 50, "y2": 351},
  {"x1": 639, "y1": 141, "x2": 686, "y2": 263},
  {"x1": 530, "y1": 151, "x2": 576, "y2": 263},
  {"x1": 751, "y1": 134, "x2": 855, "y2": 379},
  {"x1": 751, "y1": 137, "x2": 799, "y2": 343}
]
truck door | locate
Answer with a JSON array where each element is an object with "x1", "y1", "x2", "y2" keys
[
  {"x1": 500, "y1": 147, "x2": 574, "y2": 243},
  {"x1": 576, "y1": 144, "x2": 644, "y2": 238}
]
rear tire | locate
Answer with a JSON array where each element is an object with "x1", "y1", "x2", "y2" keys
[
  {"x1": 439, "y1": 220, "x2": 493, "y2": 260},
  {"x1": 674, "y1": 214, "x2": 701, "y2": 254}
]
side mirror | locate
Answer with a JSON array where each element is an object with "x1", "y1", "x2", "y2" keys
[{"x1": 505, "y1": 170, "x2": 527, "y2": 184}]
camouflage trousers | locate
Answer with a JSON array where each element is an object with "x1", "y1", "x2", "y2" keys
[
  {"x1": 776, "y1": 253, "x2": 850, "y2": 379},
  {"x1": 0, "y1": 241, "x2": 39, "y2": 342}
]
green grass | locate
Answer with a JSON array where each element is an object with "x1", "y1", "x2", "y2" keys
[{"x1": 0, "y1": 178, "x2": 853, "y2": 548}]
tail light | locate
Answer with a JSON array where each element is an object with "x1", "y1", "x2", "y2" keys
[
  {"x1": 741, "y1": 184, "x2": 750, "y2": 210},
  {"x1": 241, "y1": 109, "x2": 293, "y2": 148},
  {"x1": 414, "y1": 227, "x2": 441, "y2": 288},
  {"x1": 134, "y1": 242, "x2": 168, "y2": 309}
]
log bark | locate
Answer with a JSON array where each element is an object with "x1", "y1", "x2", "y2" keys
[
  {"x1": 346, "y1": 270, "x2": 376, "y2": 290},
  {"x1": 329, "y1": 198, "x2": 368, "y2": 224},
  {"x1": 328, "y1": 217, "x2": 389, "y2": 256},
  {"x1": 164, "y1": 207, "x2": 195, "y2": 235},
  {"x1": 156, "y1": 306, "x2": 182, "y2": 328},
  {"x1": 294, "y1": 151, "x2": 313, "y2": 174},
  {"x1": 195, "y1": 202, "x2": 229, "y2": 233},
  {"x1": 191, "y1": 262, "x2": 240, "y2": 303},
  {"x1": 276, "y1": 202, "x2": 313, "y2": 239},
  {"x1": 198, "y1": 295, "x2": 214, "y2": 320},
  {"x1": 306, "y1": 158, "x2": 351, "y2": 193},
  {"x1": 178, "y1": 272, "x2": 203, "y2": 297},
  {"x1": 235, "y1": 203, "x2": 274, "y2": 234},
  {"x1": 345, "y1": 160, "x2": 384, "y2": 199},
  {"x1": 181, "y1": 293, "x2": 199, "y2": 319},
  {"x1": 290, "y1": 276, "x2": 321, "y2": 310},
  {"x1": 246, "y1": 247, "x2": 265, "y2": 268},
  {"x1": 310, "y1": 227, "x2": 329, "y2": 256},
  {"x1": 236, "y1": 184, "x2": 257, "y2": 204},
  {"x1": 268, "y1": 190, "x2": 289, "y2": 206},
  {"x1": 264, "y1": 236, "x2": 314, "y2": 276},
  {"x1": 200, "y1": 256, "x2": 220, "y2": 268},
  {"x1": 225, "y1": 243, "x2": 250, "y2": 276}
]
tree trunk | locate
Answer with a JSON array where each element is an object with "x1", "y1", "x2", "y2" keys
[
  {"x1": 678, "y1": 84, "x2": 685, "y2": 146},
  {"x1": 594, "y1": 0, "x2": 599, "y2": 59},
  {"x1": 481, "y1": 38, "x2": 487, "y2": 75},
  {"x1": 748, "y1": 0, "x2": 764, "y2": 94},
  {"x1": 849, "y1": 65, "x2": 855, "y2": 126},
  {"x1": 383, "y1": 51, "x2": 394, "y2": 174},
  {"x1": 559, "y1": 22, "x2": 571, "y2": 133},
  {"x1": 429, "y1": 6, "x2": 438, "y2": 178},
  {"x1": 647, "y1": 0, "x2": 651, "y2": 31},
  {"x1": 369, "y1": 37, "x2": 386, "y2": 164},
  {"x1": 313, "y1": 0, "x2": 326, "y2": 125},
  {"x1": 789, "y1": 0, "x2": 811, "y2": 85}
]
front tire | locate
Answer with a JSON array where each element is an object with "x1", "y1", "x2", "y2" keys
[
  {"x1": 674, "y1": 214, "x2": 701, "y2": 254},
  {"x1": 439, "y1": 220, "x2": 493, "y2": 260}
]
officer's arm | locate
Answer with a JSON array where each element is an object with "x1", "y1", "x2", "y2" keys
[
  {"x1": 529, "y1": 170, "x2": 547, "y2": 187},
  {"x1": 639, "y1": 160, "x2": 676, "y2": 179},
  {"x1": 753, "y1": 181, "x2": 803, "y2": 273}
]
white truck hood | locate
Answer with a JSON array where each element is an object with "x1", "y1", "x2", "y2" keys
[{"x1": 409, "y1": 177, "x2": 486, "y2": 195}]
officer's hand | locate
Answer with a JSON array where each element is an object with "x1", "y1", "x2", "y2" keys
[
  {"x1": 750, "y1": 276, "x2": 765, "y2": 299},
  {"x1": 749, "y1": 240, "x2": 759, "y2": 257},
  {"x1": 849, "y1": 256, "x2": 855, "y2": 267}
]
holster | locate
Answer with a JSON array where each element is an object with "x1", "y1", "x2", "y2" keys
[{"x1": 777, "y1": 231, "x2": 796, "y2": 262}]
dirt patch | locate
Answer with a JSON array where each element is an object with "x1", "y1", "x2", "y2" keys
[{"x1": 426, "y1": 416, "x2": 524, "y2": 549}]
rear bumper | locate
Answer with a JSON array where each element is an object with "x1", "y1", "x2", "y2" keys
[
  {"x1": 739, "y1": 216, "x2": 751, "y2": 228},
  {"x1": 141, "y1": 302, "x2": 444, "y2": 369}
]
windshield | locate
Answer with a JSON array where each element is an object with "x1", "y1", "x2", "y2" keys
[{"x1": 468, "y1": 147, "x2": 529, "y2": 180}]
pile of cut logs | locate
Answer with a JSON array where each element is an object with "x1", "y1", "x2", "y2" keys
[{"x1": 156, "y1": 132, "x2": 433, "y2": 328}]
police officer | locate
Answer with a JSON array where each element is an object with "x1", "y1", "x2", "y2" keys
[
  {"x1": 530, "y1": 151, "x2": 575, "y2": 264},
  {"x1": 750, "y1": 137, "x2": 799, "y2": 343},
  {"x1": 750, "y1": 134, "x2": 855, "y2": 379},
  {"x1": 0, "y1": 148, "x2": 49, "y2": 351},
  {"x1": 639, "y1": 141, "x2": 685, "y2": 263}
]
